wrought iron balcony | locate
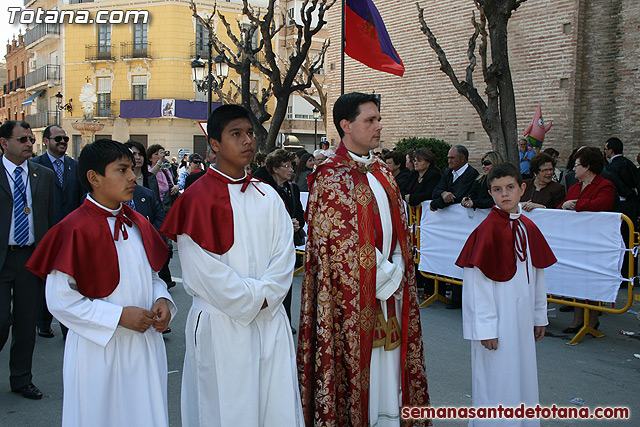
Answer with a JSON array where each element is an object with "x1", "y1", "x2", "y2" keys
[
  {"x1": 15, "y1": 77, "x2": 25, "y2": 90},
  {"x1": 86, "y1": 44, "x2": 116, "y2": 61},
  {"x1": 9, "y1": 80, "x2": 15, "y2": 92},
  {"x1": 26, "y1": 64, "x2": 60, "y2": 89},
  {"x1": 121, "y1": 42, "x2": 151, "y2": 59},
  {"x1": 3, "y1": 84, "x2": 8, "y2": 95},
  {"x1": 190, "y1": 41, "x2": 210, "y2": 60},
  {"x1": 24, "y1": 23, "x2": 60, "y2": 47},
  {"x1": 26, "y1": 110, "x2": 58, "y2": 129}
]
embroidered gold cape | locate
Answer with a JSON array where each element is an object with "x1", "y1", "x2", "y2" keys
[{"x1": 297, "y1": 142, "x2": 430, "y2": 426}]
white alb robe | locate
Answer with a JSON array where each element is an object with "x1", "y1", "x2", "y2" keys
[
  {"x1": 45, "y1": 196, "x2": 177, "y2": 427},
  {"x1": 462, "y1": 210, "x2": 548, "y2": 427},
  {"x1": 350, "y1": 153, "x2": 406, "y2": 427},
  {"x1": 177, "y1": 169, "x2": 303, "y2": 427}
]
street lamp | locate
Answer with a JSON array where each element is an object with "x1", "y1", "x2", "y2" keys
[
  {"x1": 312, "y1": 107, "x2": 320, "y2": 150},
  {"x1": 191, "y1": 41, "x2": 229, "y2": 118},
  {"x1": 55, "y1": 91, "x2": 63, "y2": 125}
]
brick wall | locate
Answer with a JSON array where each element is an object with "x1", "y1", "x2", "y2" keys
[{"x1": 324, "y1": 0, "x2": 640, "y2": 168}]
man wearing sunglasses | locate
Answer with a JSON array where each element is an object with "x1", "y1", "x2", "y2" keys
[
  {"x1": 0, "y1": 120, "x2": 55, "y2": 399},
  {"x1": 31, "y1": 125, "x2": 85, "y2": 340}
]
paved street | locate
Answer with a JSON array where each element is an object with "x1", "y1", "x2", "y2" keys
[{"x1": 1, "y1": 250, "x2": 638, "y2": 426}]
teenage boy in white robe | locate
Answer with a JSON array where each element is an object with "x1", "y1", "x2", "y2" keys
[
  {"x1": 455, "y1": 163, "x2": 556, "y2": 427},
  {"x1": 161, "y1": 105, "x2": 303, "y2": 427},
  {"x1": 26, "y1": 139, "x2": 175, "y2": 427}
]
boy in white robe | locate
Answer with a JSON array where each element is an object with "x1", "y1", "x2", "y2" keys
[
  {"x1": 26, "y1": 139, "x2": 176, "y2": 427},
  {"x1": 161, "y1": 105, "x2": 303, "y2": 427},
  {"x1": 455, "y1": 163, "x2": 556, "y2": 427}
]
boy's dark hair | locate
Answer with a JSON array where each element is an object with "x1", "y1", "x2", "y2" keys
[
  {"x1": 207, "y1": 104, "x2": 251, "y2": 144},
  {"x1": 78, "y1": 139, "x2": 134, "y2": 191},
  {"x1": 487, "y1": 162, "x2": 523, "y2": 187},
  {"x1": 146, "y1": 144, "x2": 164, "y2": 162},
  {"x1": 333, "y1": 92, "x2": 379, "y2": 138},
  {"x1": 0, "y1": 120, "x2": 30, "y2": 140}
]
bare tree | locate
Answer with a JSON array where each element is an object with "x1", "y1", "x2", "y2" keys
[
  {"x1": 191, "y1": 0, "x2": 334, "y2": 152},
  {"x1": 294, "y1": 53, "x2": 329, "y2": 129},
  {"x1": 417, "y1": 0, "x2": 527, "y2": 164}
]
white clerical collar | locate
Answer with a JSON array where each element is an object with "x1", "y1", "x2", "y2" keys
[
  {"x1": 87, "y1": 194, "x2": 122, "y2": 215},
  {"x1": 210, "y1": 165, "x2": 247, "y2": 183},
  {"x1": 452, "y1": 163, "x2": 469, "y2": 181},
  {"x1": 348, "y1": 150, "x2": 374, "y2": 165},
  {"x1": 496, "y1": 204, "x2": 522, "y2": 220}
]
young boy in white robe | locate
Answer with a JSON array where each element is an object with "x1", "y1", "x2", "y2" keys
[
  {"x1": 455, "y1": 163, "x2": 556, "y2": 426},
  {"x1": 26, "y1": 139, "x2": 175, "y2": 427},
  {"x1": 161, "y1": 105, "x2": 304, "y2": 427}
]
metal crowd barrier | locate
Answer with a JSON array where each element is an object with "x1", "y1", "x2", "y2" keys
[{"x1": 410, "y1": 205, "x2": 638, "y2": 345}]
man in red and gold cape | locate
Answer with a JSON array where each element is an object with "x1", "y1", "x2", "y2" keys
[{"x1": 298, "y1": 92, "x2": 430, "y2": 427}]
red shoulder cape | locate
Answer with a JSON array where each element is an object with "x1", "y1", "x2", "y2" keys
[
  {"x1": 160, "y1": 168, "x2": 259, "y2": 255},
  {"x1": 455, "y1": 206, "x2": 557, "y2": 281},
  {"x1": 26, "y1": 199, "x2": 168, "y2": 298}
]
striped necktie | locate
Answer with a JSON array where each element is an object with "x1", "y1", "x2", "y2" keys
[
  {"x1": 54, "y1": 158, "x2": 64, "y2": 187},
  {"x1": 13, "y1": 166, "x2": 29, "y2": 246}
]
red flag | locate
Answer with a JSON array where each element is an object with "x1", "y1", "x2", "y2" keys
[{"x1": 344, "y1": 0, "x2": 404, "y2": 76}]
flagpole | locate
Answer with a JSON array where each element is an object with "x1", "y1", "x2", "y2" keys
[{"x1": 341, "y1": 0, "x2": 345, "y2": 95}]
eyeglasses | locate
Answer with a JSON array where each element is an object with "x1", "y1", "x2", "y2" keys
[
  {"x1": 278, "y1": 164, "x2": 293, "y2": 169},
  {"x1": 482, "y1": 160, "x2": 492, "y2": 166},
  {"x1": 573, "y1": 163, "x2": 583, "y2": 169},
  {"x1": 11, "y1": 136, "x2": 36, "y2": 144},
  {"x1": 539, "y1": 167, "x2": 554, "y2": 173},
  {"x1": 192, "y1": 160, "x2": 202, "y2": 165},
  {"x1": 52, "y1": 136, "x2": 70, "y2": 143}
]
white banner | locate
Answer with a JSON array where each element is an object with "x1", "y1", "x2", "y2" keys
[{"x1": 418, "y1": 202, "x2": 625, "y2": 303}]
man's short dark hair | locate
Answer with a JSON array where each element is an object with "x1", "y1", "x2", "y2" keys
[
  {"x1": 78, "y1": 139, "x2": 134, "y2": 191},
  {"x1": 43, "y1": 125, "x2": 63, "y2": 140},
  {"x1": 333, "y1": 92, "x2": 379, "y2": 138},
  {"x1": 207, "y1": 104, "x2": 251, "y2": 144},
  {"x1": 0, "y1": 120, "x2": 30, "y2": 140},
  {"x1": 488, "y1": 162, "x2": 523, "y2": 186},
  {"x1": 146, "y1": 144, "x2": 164, "y2": 162},
  {"x1": 530, "y1": 152, "x2": 556, "y2": 175},
  {"x1": 605, "y1": 137, "x2": 623, "y2": 155},
  {"x1": 452, "y1": 145, "x2": 469, "y2": 162}
]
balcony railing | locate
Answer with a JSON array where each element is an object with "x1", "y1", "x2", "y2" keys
[
  {"x1": 24, "y1": 23, "x2": 60, "y2": 47},
  {"x1": 86, "y1": 44, "x2": 116, "y2": 61},
  {"x1": 9, "y1": 80, "x2": 15, "y2": 92},
  {"x1": 26, "y1": 110, "x2": 58, "y2": 129},
  {"x1": 3, "y1": 84, "x2": 8, "y2": 95},
  {"x1": 26, "y1": 64, "x2": 60, "y2": 88},
  {"x1": 15, "y1": 77, "x2": 25, "y2": 90},
  {"x1": 190, "y1": 41, "x2": 210, "y2": 60},
  {"x1": 121, "y1": 42, "x2": 151, "y2": 59}
]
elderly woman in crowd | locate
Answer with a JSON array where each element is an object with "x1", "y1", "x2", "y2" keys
[
  {"x1": 559, "y1": 146, "x2": 615, "y2": 333},
  {"x1": 384, "y1": 150, "x2": 411, "y2": 195},
  {"x1": 264, "y1": 149, "x2": 305, "y2": 334},
  {"x1": 461, "y1": 151, "x2": 504, "y2": 209},
  {"x1": 521, "y1": 152, "x2": 566, "y2": 211},
  {"x1": 404, "y1": 147, "x2": 441, "y2": 206},
  {"x1": 294, "y1": 152, "x2": 315, "y2": 192},
  {"x1": 543, "y1": 147, "x2": 562, "y2": 182}
]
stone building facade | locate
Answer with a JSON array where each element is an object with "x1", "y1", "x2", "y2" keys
[
  {"x1": 323, "y1": 0, "x2": 640, "y2": 167},
  {"x1": 2, "y1": 34, "x2": 28, "y2": 125}
]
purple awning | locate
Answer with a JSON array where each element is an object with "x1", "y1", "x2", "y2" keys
[{"x1": 119, "y1": 99, "x2": 222, "y2": 119}]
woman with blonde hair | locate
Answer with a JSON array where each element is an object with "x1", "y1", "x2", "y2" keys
[{"x1": 461, "y1": 151, "x2": 505, "y2": 209}]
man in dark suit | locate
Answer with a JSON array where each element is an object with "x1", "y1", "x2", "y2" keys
[
  {"x1": 431, "y1": 144, "x2": 478, "y2": 309},
  {"x1": 431, "y1": 144, "x2": 479, "y2": 211},
  {"x1": 0, "y1": 120, "x2": 55, "y2": 399},
  {"x1": 604, "y1": 137, "x2": 638, "y2": 221},
  {"x1": 31, "y1": 125, "x2": 84, "y2": 339}
]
